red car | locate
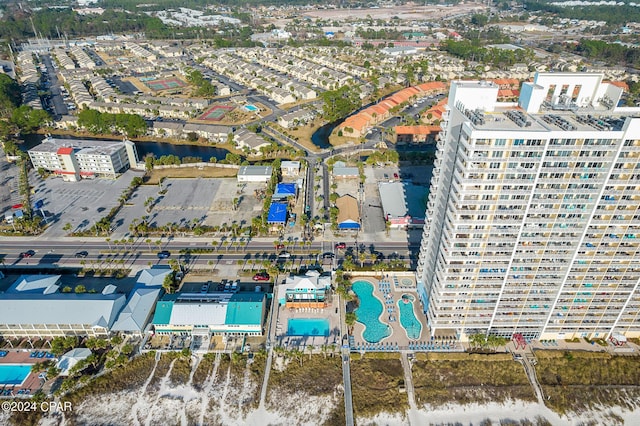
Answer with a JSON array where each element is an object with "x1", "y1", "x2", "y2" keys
[
  {"x1": 394, "y1": 173, "x2": 399, "y2": 179},
  {"x1": 253, "y1": 273, "x2": 270, "y2": 281},
  {"x1": 335, "y1": 242, "x2": 347, "y2": 249},
  {"x1": 20, "y1": 250, "x2": 36, "y2": 258},
  {"x1": 275, "y1": 244, "x2": 285, "y2": 250}
]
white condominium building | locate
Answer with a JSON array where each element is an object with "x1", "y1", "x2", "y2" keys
[
  {"x1": 28, "y1": 137, "x2": 139, "y2": 181},
  {"x1": 417, "y1": 72, "x2": 640, "y2": 342}
]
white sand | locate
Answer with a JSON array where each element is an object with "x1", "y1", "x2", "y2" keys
[{"x1": 21, "y1": 352, "x2": 640, "y2": 426}]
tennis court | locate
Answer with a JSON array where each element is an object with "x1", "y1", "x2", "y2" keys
[
  {"x1": 144, "y1": 77, "x2": 187, "y2": 91},
  {"x1": 199, "y1": 105, "x2": 235, "y2": 121}
]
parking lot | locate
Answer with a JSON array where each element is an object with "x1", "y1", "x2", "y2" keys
[
  {"x1": 31, "y1": 170, "x2": 142, "y2": 238},
  {"x1": 0, "y1": 151, "x2": 19, "y2": 216},
  {"x1": 111, "y1": 178, "x2": 266, "y2": 237},
  {"x1": 330, "y1": 164, "x2": 432, "y2": 240}
]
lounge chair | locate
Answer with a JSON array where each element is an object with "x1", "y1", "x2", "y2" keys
[{"x1": 37, "y1": 352, "x2": 45, "y2": 358}]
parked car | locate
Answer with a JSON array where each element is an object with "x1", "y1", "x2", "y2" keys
[
  {"x1": 74, "y1": 251, "x2": 89, "y2": 258},
  {"x1": 20, "y1": 250, "x2": 36, "y2": 258},
  {"x1": 335, "y1": 242, "x2": 347, "y2": 249},
  {"x1": 394, "y1": 173, "x2": 399, "y2": 179},
  {"x1": 253, "y1": 272, "x2": 270, "y2": 281},
  {"x1": 157, "y1": 250, "x2": 171, "y2": 259},
  {"x1": 322, "y1": 252, "x2": 335, "y2": 259}
]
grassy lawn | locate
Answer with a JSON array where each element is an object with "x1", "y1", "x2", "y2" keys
[
  {"x1": 350, "y1": 353, "x2": 408, "y2": 418},
  {"x1": 535, "y1": 350, "x2": 640, "y2": 414},
  {"x1": 146, "y1": 166, "x2": 237, "y2": 185},
  {"x1": 283, "y1": 119, "x2": 323, "y2": 153},
  {"x1": 411, "y1": 353, "x2": 535, "y2": 406}
]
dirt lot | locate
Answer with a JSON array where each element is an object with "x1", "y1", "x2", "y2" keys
[{"x1": 146, "y1": 166, "x2": 237, "y2": 185}]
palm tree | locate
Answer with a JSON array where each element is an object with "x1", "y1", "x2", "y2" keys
[
  {"x1": 105, "y1": 238, "x2": 112, "y2": 250},
  {"x1": 145, "y1": 239, "x2": 152, "y2": 251},
  {"x1": 345, "y1": 312, "x2": 357, "y2": 333}
]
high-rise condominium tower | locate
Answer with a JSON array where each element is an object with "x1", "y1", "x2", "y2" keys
[{"x1": 417, "y1": 72, "x2": 640, "y2": 342}]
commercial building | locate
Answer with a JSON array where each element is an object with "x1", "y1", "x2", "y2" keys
[
  {"x1": 418, "y1": 72, "x2": 640, "y2": 342},
  {"x1": 28, "y1": 137, "x2": 140, "y2": 181},
  {"x1": 336, "y1": 194, "x2": 361, "y2": 230},
  {"x1": 236, "y1": 165, "x2": 272, "y2": 183},
  {"x1": 276, "y1": 271, "x2": 332, "y2": 308},
  {"x1": 152, "y1": 292, "x2": 266, "y2": 336}
]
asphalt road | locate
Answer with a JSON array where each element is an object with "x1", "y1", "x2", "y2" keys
[
  {"x1": 0, "y1": 239, "x2": 416, "y2": 266},
  {"x1": 41, "y1": 54, "x2": 68, "y2": 118}
]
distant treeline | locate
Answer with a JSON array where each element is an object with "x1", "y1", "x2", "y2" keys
[
  {"x1": 524, "y1": 0, "x2": 640, "y2": 25},
  {"x1": 566, "y1": 39, "x2": 640, "y2": 68}
]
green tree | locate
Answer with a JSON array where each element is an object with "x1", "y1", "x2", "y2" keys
[{"x1": 0, "y1": 73, "x2": 21, "y2": 117}]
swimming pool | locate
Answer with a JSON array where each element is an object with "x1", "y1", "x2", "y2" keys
[
  {"x1": 352, "y1": 280, "x2": 391, "y2": 343},
  {"x1": 0, "y1": 364, "x2": 32, "y2": 385},
  {"x1": 287, "y1": 318, "x2": 330, "y2": 337},
  {"x1": 398, "y1": 294, "x2": 422, "y2": 340},
  {"x1": 244, "y1": 104, "x2": 258, "y2": 112}
]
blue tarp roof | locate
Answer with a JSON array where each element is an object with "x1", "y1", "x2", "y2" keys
[
  {"x1": 267, "y1": 202, "x2": 288, "y2": 224},
  {"x1": 274, "y1": 183, "x2": 296, "y2": 198}
]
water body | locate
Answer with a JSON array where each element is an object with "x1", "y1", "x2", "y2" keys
[
  {"x1": 310, "y1": 121, "x2": 340, "y2": 149},
  {"x1": 21, "y1": 134, "x2": 231, "y2": 161}
]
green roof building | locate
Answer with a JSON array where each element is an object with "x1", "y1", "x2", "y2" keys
[{"x1": 152, "y1": 292, "x2": 266, "y2": 336}]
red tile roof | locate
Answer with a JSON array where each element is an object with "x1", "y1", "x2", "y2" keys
[{"x1": 56, "y1": 147, "x2": 73, "y2": 155}]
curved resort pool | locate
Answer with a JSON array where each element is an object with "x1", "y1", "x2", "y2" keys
[
  {"x1": 398, "y1": 294, "x2": 422, "y2": 340},
  {"x1": 352, "y1": 280, "x2": 391, "y2": 343}
]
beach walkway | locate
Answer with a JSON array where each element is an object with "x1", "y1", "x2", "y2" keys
[{"x1": 400, "y1": 352, "x2": 419, "y2": 425}]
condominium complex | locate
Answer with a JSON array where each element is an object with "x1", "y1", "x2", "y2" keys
[
  {"x1": 417, "y1": 72, "x2": 640, "y2": 342},
  {"x1": 28, "y1": 136, "x2": 140, "y2": 181}
]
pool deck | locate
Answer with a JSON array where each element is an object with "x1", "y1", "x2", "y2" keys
[
  {"x1": 351, "y1": 277, "x2": 429, "y2": 351},
  {"x1": 0, "y1": 350, "x2": 57, "y2": 397},
  {"x1": 272, "y1": 299, "x2": 342, "y2": 351}
]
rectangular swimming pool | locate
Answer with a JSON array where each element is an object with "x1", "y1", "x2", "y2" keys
[
  {"x1": 287, "y1": 318, "x2": 330, "y2": 337},
  {"x1": 244, "y1": 104, "x2": 258, "y2": 112},
  {"x1": 0, "y1": 364, "x2": 32, "y2": 385}
]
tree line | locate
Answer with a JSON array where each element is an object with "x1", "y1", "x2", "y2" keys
[
  {"x1": 77, "y1": 109, "x2": 147, "y2": 138},
  {"x1": 0, "y1": 74, "x2": 51, "y2": 139},
  {"x1": 524, "y1": 0, "x2": 640, "y2": 25}
]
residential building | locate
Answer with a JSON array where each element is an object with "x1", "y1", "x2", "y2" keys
[
  {"x1": 28, "y1": 137, "x2": 140, "y2": 181},
  {"x1": 280, "y1": 160, "x2": 301, "y2": 176},
  {"x1": 233, "y1": 129, "x2": 271, "y2": 153},
  {"x1": 276, "y1": 271, "x2": 332, "y2": 308},
  {"x1": 0, "y1": 275, "x2": 126, "y2": 338},
  {"x1": 418, "y1": 72, "x2": 640, "y2": 342}
]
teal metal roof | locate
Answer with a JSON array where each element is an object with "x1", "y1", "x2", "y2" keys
[
  {"x1": 225, "y1": 293, "x2": 265, "y2": 325},
  {"x1": 152, "y1": 299, "x2": 175, "y2": 325}
]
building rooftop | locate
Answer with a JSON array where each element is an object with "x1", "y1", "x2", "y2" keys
[{"x1": 29, "y1": 137, "x2": 128, "y2": 157}]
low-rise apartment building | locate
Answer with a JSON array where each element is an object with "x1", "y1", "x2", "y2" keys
[{"x1": 28, "y1": 136, "x2": 140, "y2": 181}]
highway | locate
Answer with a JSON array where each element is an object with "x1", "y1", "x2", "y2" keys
[{"x1": 0, "y1": 239, "x2": 417, "y2": 267}]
